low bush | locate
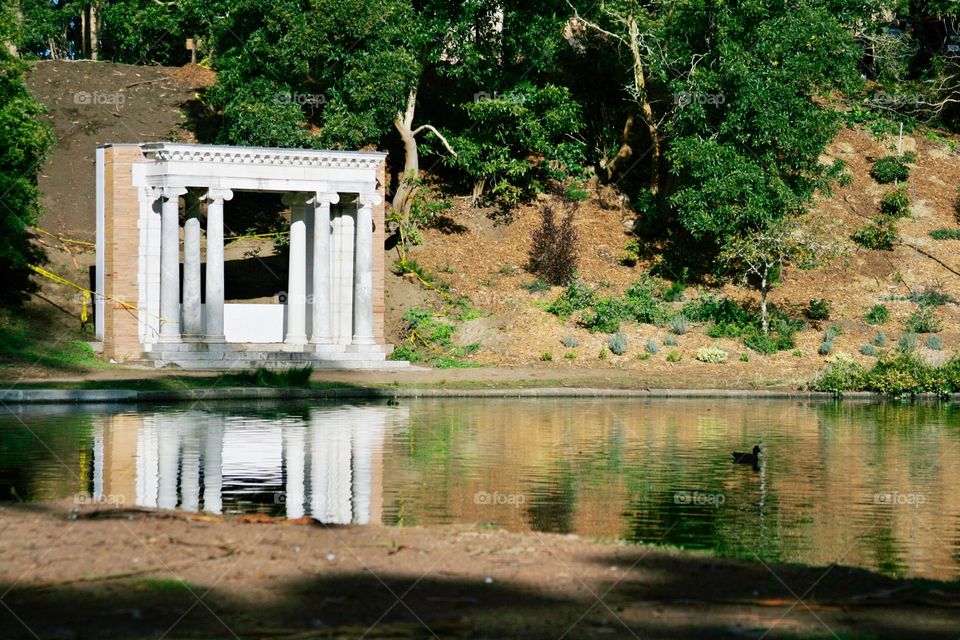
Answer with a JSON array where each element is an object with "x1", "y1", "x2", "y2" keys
[
  {"x1": 540, "y1": 352, "x2": 553, "y2": 361},
  {"x1": 696, "y1": 346, "x2": 728, "y2": 363},
  {"x1": 930, "y1": 228, "x2": 960, "y2": 240},
  {"x1": 622, "y1": 278, "x2": 669, "y2": 325},
  {"x1": 860, "y1": 344, "x2": 877, "y2": 356},
  {"x1": 905, "y1": 308, "x2": 942, "y2": 334},
  {"x1": 811, "y1": 353, "x2": 865, "y2": 393},
  {"x1": 925, "y1": 335, "x2": 942, "y2": 351},
  {"x1": 565, "y1": 351, "x2": 576, "y2": 360},
  {"x1": 865, "y1": 304, "x2": 890, "y2": 325},
  {"x1": 580, "y1": 297, "x2": 627, "y2": 333},
  {"x1": 668, "y1": 315, "x2": 689, "y2": 335},
  {"x1": 608, "y1": 332, "x2": 628, "y2": 355},
  {"x1": 561, "y1": 336, "x2": 580, "y2": 348},
  {"x1": 664, "y1": 335, "x2": 678, "y2": 347},
  {"x1": 898, "y1": 332, "x2": 918, "y2": 354},
  {"x1": 870, "y1": 155, "x2": 910, "y2": 184},
  {"x1": 646, "y1": 338, "x2": 659, "y2": 355},
  {"x1": 823, "y1": 327, "x2": 841, "y2": 341},
  {"x1": 740, "y1": 353, "x2": 750, "y2": 362},
  {"x1": 818, "y1": 341, "x2": 834, "y2": 356},
  {"x1": 871, "y1": 330, "x2": 888, "y2": 347},
  {"x1": 619, "y1": 240, "x2": 641, "y2": 267},
  {"x1": 879, "y1": 187, "x2": 910, "y2": 218},
  {"x1": 852, "y1": 217, "x2": 898, "y2": 250},
  {"x1": 666, "y1": 350, "x2": 682, "y2": 362},
  {"x1": 805, "y1": 298, "x2": 831, "y2": 321},
  {"x1": 520, "y1": 279, "x2": 551, "y2": 293},
  {"x1": 545, "y1": 279, "x2": 595, "y2": 317}
]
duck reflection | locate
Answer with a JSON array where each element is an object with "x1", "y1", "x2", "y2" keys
[{"x1": 91, "y1": 405, "x2": 402, "y2": 524}]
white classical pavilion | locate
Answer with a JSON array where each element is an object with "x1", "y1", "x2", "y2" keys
[{"x1": 95, "y1": 142, "x2": 404, "y2": 369}]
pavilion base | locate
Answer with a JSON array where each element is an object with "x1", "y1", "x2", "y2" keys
[{"x1": 141, "y1": 342, "x2": 408, "y2": 371}]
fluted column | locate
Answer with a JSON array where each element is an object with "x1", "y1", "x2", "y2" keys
[
  {"x1": 159, "y1": 186, "x2": 187, "y2": 341},
  {"x1": 311, "y1": 189, "x2": 339, "y2": 348},
  {"x1": 283, "y1": 193, "x2": 310, "y2": 345},
  {"x1": 203, "y1": 415, "x2": 224, "y2": 515},
  {"x1": 348, "y1": 192, "x2": 381, "y2": 350},
  {"x1": 182, "y1": 192, "x2": 202, "y2": 339},
  {"x1": 202, "y1": 188, "x2": 233, "y2": 342}
]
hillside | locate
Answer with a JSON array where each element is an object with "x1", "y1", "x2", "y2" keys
[{"x1": 14, "y1": 60, "x2": 960, "y2": 385}]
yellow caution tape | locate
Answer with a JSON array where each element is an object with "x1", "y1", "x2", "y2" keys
[
  {"x1": 30, "y1": 227, "x2": 96, "y2": 248},
  {"x1": 80, "y1": 292, "x2": 89, "y2": 323}
]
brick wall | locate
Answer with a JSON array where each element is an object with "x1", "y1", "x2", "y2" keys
[{"x1": 102, "y1": 145, "x2": 144, "y2": 362}]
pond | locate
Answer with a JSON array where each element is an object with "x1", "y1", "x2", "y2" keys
[{"x1": 1, "y1": 398, "x2": 959, "y2": 580}]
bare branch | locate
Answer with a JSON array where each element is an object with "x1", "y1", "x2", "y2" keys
[{"x1": 411, "y1": 124, "x2": 458, "y2": 156}]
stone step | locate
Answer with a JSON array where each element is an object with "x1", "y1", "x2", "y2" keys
[
  {"x1": 143, "y1": 350, "x2": 388, "y2": 362},
  {"x1": 147, "y1": 357, "x2": 409, "y2": 371}
]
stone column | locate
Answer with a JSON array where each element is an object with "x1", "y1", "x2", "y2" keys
[
  {"x1": 283, "y1": 193, "x2": 310, "y2": 345},
  {"x1": 348, "y1": 193, "x2": 381, "y2": 351},
  {"x1": 311, "y1": 190, "x2": 339, "y2": 349},
  {"x1": 182, "y1": 192, "x2": 202, "y2": 339},
  {"x1": 202, "y1": 189, "x2": 233, "y2": 342},
  {"x1": 159, "y1": 187, "x2": 187, "y2": 341}
]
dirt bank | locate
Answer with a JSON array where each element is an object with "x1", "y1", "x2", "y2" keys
[{"x1": 1, "y1": 502, "x2": 958, "y2": 639}]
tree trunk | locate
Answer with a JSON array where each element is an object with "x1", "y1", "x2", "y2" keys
[
  {"x1": 602, "y1": 113, "x2": 635, "y2": 182},
  {"x1": 392, "y1": 87, "x2": 420, "y2": 224},
  {"x1": 81, "y1": 8, "x2": 88, "y2": 58},
  {"x1": 760, "y1": 276, "x2": 769, "y2": 336},
  {"x1": 90, "y1": 4, "x2": 99, "y2": 61},
  {"x1": 627, "y1": 15, "x2": 660, "y2": 195}
]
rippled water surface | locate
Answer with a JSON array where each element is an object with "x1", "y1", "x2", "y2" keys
[{"x1": 2, "y1": 399, "x2": 959, "y2": 579}]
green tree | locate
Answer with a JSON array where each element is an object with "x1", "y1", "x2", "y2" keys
[{"x1": 0, "y1": 33, "x2": 54, "y2": 305}]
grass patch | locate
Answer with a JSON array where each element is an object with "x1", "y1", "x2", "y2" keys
[{"x1": 930, "y1": 228, "x2": 960, "y2": 240}]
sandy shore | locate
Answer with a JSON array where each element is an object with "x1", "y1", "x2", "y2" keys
[{"x1": 1, "y1": 501, "x2": 958, "y2": 639}]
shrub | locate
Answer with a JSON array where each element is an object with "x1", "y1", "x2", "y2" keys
[
  {"x1": 619, "y1": 240, "x2": 641, "y2": 267},
  {"x1": 805, "y1": 298, "x2": 831, "y2": 321},
  {"x1": 581, "y1": 297, "x2": 627, "y2": 333},
  {"x1": 879, "y1": 187, "x2": 910, "y2": 217},
  {"x1": 540, "y1": 352, "x2": 553, "y2": 361},
  {"x1": 561, "y1": 336, "x2": 580, "y2": 348},
  {"x1": 564, "y1": 182, "x2": 589, "y2": 202},
  {"x1": 239, "y1": 366, "x2": 314, "y2": 388},
  {"x1": 865, "y1": 304, "x2": 890, "y2": 325},
  {"x1": 871, "y1": 330, "x2": 888, "y2": 347},
  {"x1": 664, "y1": 335, "x2": 678, "y2": 347},
  {"x1": 646, "y1": 338, "x2": 659, "y2": 355},
  {"x1": 908, "y1": 286, "x2": 955, "y2": 308},
  {"x1": 608, "y1": 332, "x2": 628, "y2": 355},
  {"x1": 811, "y1": 353, "x2": 865, "y2": 392},
  {"x1": 925, "y1": 335, "x2": 942, "y2": 351},
  {"x1": 823, "y1": 327, "x2": 841, "y2": 341},
  {"x1": 520, "y1": 279, "x2": 551, "y2": 293},
  {"x1": 666, "y1": 350, "x2": 682, "y2": 362},
  {"x1": 852, "y1": 217, "x2": 898, "y2": 250},
  {"x1": 860, "y1": 344, "x2": 877, "y2": 356},
  {"x1": 898, "y1": 332, "x2": 918, "y2": 354},
  {"x1": 622, "y1": 278, "x2": 669, "y2": 325},
  {"x1": 740, "y1": 353, "x2": 750, "y2": 362},
  {"x1": 598, "y1": 348, "x2": 607, "y2": 360},
  {"x1": 862, "y1": 354, "x2": 938, "y2": 396},
  {"x1": 662, "y1": 281, "x2": 685, "y2": 302},
  {"x1": 905, "y1": 308, "x2": 942, "y2": 334},
  {"x1": 636, "y1": 352, "x2": 651, "y2": 360},
  {"x1": 818, "y1": 341, "x2": 834, "y2": 356},
  {"x1": 696, "y1": 346, "x2": 728, "y2": 363},
  {"x1": 528, "y1": 204, "x2": 579, "y2": 285},
  {"x1": 545, "y1": 279, "x2": 595, "y2": 317},
  {"x1": 565, "y1": 351, "x2": 576, "y2": 360},
  {"x1": 743, "y1": 326, "x2": 795, "y2": 354},
  {"x1": 930, "y1": 228, "x2": 960, "y2": 240},
  {"x1": 668, "y1": 315, "x2": 689, "y2": 335},
  {"x1": 870, "y1": 155, "x2": 910, "y2": 184}
]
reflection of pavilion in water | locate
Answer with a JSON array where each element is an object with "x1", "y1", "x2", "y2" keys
[{"x1": 91, "y1": 406, "x2": 404, "y2": 524}]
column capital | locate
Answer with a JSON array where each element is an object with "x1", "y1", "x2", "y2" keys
[
  {"x1": 160, "y1": 186, "x2": 188, "y2": 200},
  {"x1": 314, "y1": 191, "x2": 340, "y2": 206},
  {"x1": 358, "y1": 193, "x2": 383, "y2": 207},
  {"x1": 202, "y1": 188, "x2": 234, "y2": 203}
]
